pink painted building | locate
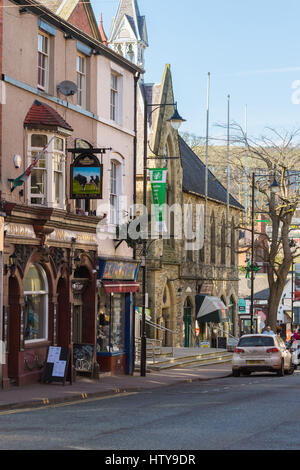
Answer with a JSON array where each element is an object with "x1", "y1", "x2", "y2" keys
[{"x1": 0, "y1": 0, "x2": 142, "y2": 388}]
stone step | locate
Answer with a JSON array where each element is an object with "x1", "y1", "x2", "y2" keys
[{"x1": 135, "y1": 351, "x2": 233, "y2": 372}]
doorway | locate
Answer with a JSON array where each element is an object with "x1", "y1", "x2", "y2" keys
[{"x1": 183, "y1": 297, "x2": 192, "y2": 347}]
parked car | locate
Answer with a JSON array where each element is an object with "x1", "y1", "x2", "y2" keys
[{"x1": 232, "y1": 334, "x2": 294, "y2": 377}]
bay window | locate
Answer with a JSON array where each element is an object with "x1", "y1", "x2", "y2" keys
[{"x1": 28, "y1": 134, "x2": 65, "y2": 208}]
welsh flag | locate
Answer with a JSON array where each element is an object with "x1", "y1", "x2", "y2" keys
[{"x1": 10, "y1": 135, "x2": 55, "y2": 192}]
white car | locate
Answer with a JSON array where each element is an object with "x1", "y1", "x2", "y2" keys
[{"x1": 232, "y1": 334, "x2": 294, "y2": 377}]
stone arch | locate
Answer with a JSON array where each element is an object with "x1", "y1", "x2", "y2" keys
[{"x1": 158, "y1": 280, "x2": 176, "y2": 347}]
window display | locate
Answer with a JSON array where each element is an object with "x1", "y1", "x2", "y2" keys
[
  {"x1": 24, "y1": 264, "x2": 48, "y2": 341},
  {"x1": 97, "y1": 290, "x2": 125, "y2": 353}
]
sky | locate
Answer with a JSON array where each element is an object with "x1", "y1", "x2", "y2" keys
[{"x1": 91, "y1": 0, "x2": 300, "y2": 144}]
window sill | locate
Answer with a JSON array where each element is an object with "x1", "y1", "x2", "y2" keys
[{"x1": 24, "y1": 339, "x2": 51, "y2": 349}]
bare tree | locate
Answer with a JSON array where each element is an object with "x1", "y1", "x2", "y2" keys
[{"x1": 228, "y1": 125, "x2": 300, "y2": 330}]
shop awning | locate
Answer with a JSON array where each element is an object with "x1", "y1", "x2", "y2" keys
[
  {"x1": 196, "y1": 295, "x2": 229, "y2": 323},
  {"x1": 102, "y1": 280, "x2": 140, "y2": 294}
]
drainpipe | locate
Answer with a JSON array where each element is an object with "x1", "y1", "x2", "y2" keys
[{"x1": 130, "y1": 71, "x2": 140, "y2": 375}]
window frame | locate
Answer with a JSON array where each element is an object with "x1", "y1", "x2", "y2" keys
[
  {"x1": 27, "y1": 133, "x2": 66, "y2": 209},
  {"x1": 24, "y1": 263, "x2": 49, "y2": 344},
  {"x1": 76, "y1": 53, "x2": 86, "y2": 108},
  {"x1": 38, "y1": 31, "x2": 49, "y2": 91}
]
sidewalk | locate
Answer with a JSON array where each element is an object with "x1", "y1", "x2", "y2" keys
[{"x1": 0, "y1": 361, "x2": 232, "y2": 412}]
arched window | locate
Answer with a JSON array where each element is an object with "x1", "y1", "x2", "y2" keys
[
  {"x1": 229, "y1": 295, "x2": 236, "y2": 336},
  {"x1": 210, "y1": 213, "x2": 216, "y2": 264},
  {"x1": 231, "y1": 218, "x2": 236, "y2": 266},
  {"x1": 221, "y1": 217, "x2": 226, "y2": 265},
  {"x1": 24, "y1": 264, "x2": 48, "y2": 342}
]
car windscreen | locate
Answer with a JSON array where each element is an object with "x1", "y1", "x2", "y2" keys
[{"x1": 238, "y1": 336, "x2": 275, "y2": 347}]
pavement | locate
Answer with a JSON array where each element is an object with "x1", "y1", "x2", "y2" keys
[{"x1": 0, "y1": 349, "x2": 233, "y2": 412}]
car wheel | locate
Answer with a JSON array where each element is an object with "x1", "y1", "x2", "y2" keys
[
  {"x1": 242, "y1": 371, "x2": 251, "y2": 376},
  {"x1": 232, "y1": 370, "x2": 240, "y2": 377},
  {"x1": 287, "y1": 361, "x2": 295, "y2": 375},
  {"x1": 277, "y1": 360, "x2": 284, "y2": 376}
]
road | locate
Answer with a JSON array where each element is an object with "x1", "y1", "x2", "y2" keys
[{"x1": 1, "y1": 370, "x2": 300, "y2": 450}]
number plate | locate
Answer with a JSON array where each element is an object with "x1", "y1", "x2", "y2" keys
[{"x1": 247, "y1": 360, "x2": 264, "y2": 365}]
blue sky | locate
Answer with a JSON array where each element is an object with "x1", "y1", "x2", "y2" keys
[{"x1": 91, "y1": 0, "x2": 300, "y2": 143}]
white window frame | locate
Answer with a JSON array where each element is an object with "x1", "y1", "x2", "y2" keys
[
  {"x1": 38, "y1": 31, "x2": 49, "y2": 91},
  {"x1": 76, "y1": 53, "x2": 86, "y2": 108},
  {"x1": 110, "y1": 72, "x2": 123, "y2": 125},
  {"x1": 27, "y1": 133, "x2": 66, "y2": 209},
  {"x1": 110, "y1": 160, "x2": 123, "y2": 226},
  {"x1": 24, "y1": 263, "x2": 49, "y2": 344}
]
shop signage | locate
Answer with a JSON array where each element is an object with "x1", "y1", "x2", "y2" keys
[
  {"x1": 295, "y1": 264, "x2": 300, "y2": 301},
  {"x1": 98, "y1": 259, "x2": 140, "y2": 281},
  {"x1": 4, "y1": 223, "x2": 36, "y2": 239},
  {"x1": 135, "y1": 307, "x2": 151, "y2": 322},
  {"x1": 70, "y1": 153, "x2": 103, "y2": 200},
  {"x1": 149, "y1": 168, "x2": 167, "y2": 232},
  {"x1": 47, "y1": 229, "x2": 97, "y2": 245}
]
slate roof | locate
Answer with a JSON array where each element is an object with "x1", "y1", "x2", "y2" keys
[
  {"x1": 179, "y1": 135, "x2": 243, "y2": 210},
  {"x1": 24, "y1": 100, "x2": 73, "y2": 132}
]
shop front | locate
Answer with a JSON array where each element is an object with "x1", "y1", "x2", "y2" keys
[
  {"x1": 195, "y1": 294, "x2": 229, "y2": 348},
  {"x1": 96, "y1": 258, "x2": 140, "y2": 375},
  {"x1": 2, "y1": 207, "x2": 99, "y2": 388}
]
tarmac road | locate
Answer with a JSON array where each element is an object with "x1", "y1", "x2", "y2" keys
[{"x1": 1, "y1": 370, "x2": 300, "y2": 451}]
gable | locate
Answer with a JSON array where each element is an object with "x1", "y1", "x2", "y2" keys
[
  {"x1": 67, "y1": 1, "x2": 101, "y2": 40},
  {"x1": 37, "y1": 0, "x2": 101, "y2": 41}
]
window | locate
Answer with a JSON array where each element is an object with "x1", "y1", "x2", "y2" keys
[
  {"x1": 221, "y1": 218, "x2": 226, "y2": 265},
  {"x1": 76, "y1": 54, "x2": 86, "y2": 107},
  {"x1": 231, "y1": 219, "x2": 236, "y2": 266},
  {"x1": 38, "y1": 32, "x2": 49, "y2": 91},
  {"x1": 210, "y1": 213, "x2": 216, "y2": 264},
  {"x1": 24, "y1": 264, "x2": 48, "y2": 342},
  {"x1": 110, "y1": 74, "x2": 119, "y2": 122},
  {"x1": 28, "y1": 134, "x2": 65, "y2": 208},
  {"x1": 110, "y1": 161, "x2": 118, "y2": 225}
]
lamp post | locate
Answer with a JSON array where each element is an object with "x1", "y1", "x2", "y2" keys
[
  {"x1": 141, "y1": 99, "x2": 185, "y2": 377},
  {"x1": 250, "y1": 172, "x2": 280, "y2": 333}
]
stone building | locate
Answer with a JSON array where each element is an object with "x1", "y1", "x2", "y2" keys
[{"x1": 109, "y1": 0, "x2": 243, "y2": 348}]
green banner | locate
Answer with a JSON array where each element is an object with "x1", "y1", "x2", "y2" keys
[{"x1": 149, "y1": 168, "x2": 167, "y2": 232}]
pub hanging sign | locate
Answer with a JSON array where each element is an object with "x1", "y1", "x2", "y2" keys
[{"x1": 70, "y1": 153, "x2": 103, "y2": 200}]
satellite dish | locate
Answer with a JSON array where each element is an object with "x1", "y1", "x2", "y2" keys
[{"x1": 57, "y1": 80, "x2": 78, "y2": 97}]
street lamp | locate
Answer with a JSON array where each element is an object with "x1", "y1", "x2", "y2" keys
[{"x1": 140, "y1": 99, "x2": 185, "y2": 377}]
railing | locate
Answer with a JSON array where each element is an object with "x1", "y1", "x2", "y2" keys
[
  {"x1": 213, "y1": 326, "x2": 239, "y2": 351},
  {"x1": 135, "y1": 319, "x2": 176, "y2": 365}
]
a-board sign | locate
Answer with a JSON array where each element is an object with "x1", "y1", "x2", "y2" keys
[
  {"x1": 41, "y1": 346, "x2": 72, "y2": 385},
  {"x1": 73, "y1": 343, "x2": 95, "y2": 376}
]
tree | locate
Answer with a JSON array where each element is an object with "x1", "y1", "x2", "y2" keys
[
  {"x1": 228, "y1": 125, "x2": 300, "y2": 331},
  {"x1": 182, "y1": 127, "x2": 300, "y2": 330}
]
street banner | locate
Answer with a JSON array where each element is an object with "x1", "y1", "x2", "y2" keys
[
  {"x1": 149, "y1": 168, "x2": 167, "y2": 233},
  {"x1": 295, "y1": 263, "x2": 300, "y2": 301}
]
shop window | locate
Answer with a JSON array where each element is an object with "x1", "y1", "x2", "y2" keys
[
  {"x1": 24, "y1": 264, "x2": 48, "y2": 342},
  {"x1": 28, "y1": 134, "x2": 65, "y2": 208},
  {"x1": 97, "y1": 290, "x2": 125, "y2": 353}
]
